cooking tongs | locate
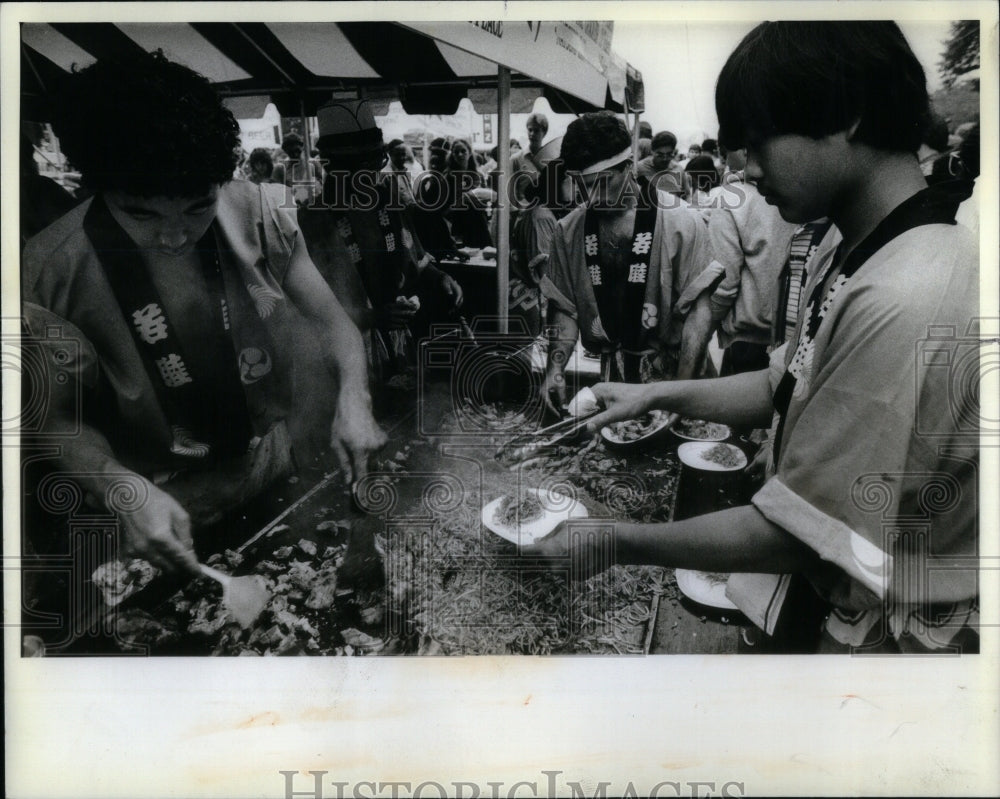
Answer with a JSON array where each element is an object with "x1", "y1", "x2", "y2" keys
[{"x1": 495, "y1": 409, "x2": 601, "y2": 465}]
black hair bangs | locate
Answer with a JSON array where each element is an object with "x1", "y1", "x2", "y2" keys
[{"x1": 716, "y1": 22, "x2": 929, "y2": 154}]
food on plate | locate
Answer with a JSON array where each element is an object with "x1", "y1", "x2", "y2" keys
[
  {"x1": 606, "y1": 410, "x2": 669, "y2": 442},
  {"x1": 702, "y1": 572, "x2": 729, "y2": 585},
  {"x1": 673, "y1": 418, "x2": 729, "y2": 440},
  {"x1": 494, "y1": 493, "x2": 545, "y2": 528},
  {"x1": 701, "y1": 443, "x2": 743, "y2": 468}
]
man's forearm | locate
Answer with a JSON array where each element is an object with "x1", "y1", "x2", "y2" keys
[
  {"x1": 323, "y1": 319, "x2": 370, "y2": 392},
  {"x1": 613, "y1": 505, "x2": 815, "y2": 574},
  {"x1": 644, "y1": 367, "x2": 774, "y2": 427},
  {"x1": 545, "y1": 310, "x2": 579, "y2": 376},
  {"x1": 675, "y1": 291, "x2": 715, "y2": 381}
]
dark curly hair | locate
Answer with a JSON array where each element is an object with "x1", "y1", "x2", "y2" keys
[
  {"x1": 716, "y1": 22, "x2": 929, "y2": 154},
  {"x1": 51, "y1": 50, "x2": 241, "y2": 197},
  {"x1": 560, "y1": 112, "x2": 631, "y2": 173}
]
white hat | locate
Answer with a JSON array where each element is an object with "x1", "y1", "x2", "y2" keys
[{"x1": 315, "y1": 99, "x2": 383, "y2": 158}]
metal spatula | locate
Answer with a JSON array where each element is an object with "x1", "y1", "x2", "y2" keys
[{"x1": 199, "y1": 563, "x2": 270, "y2": 629}]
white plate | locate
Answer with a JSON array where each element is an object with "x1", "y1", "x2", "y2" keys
[
  {"x1": 674, "y1": 568, "x2": 738, "y2": 610},
  {"x1": 600, "y1": 411, "x2": 673, "y2": 446},
  {"x1": 482, "y1": 488, "x2": 588, "y2": 545},
  {"x1": 671, "y1": 419, "x2": 731, "y2": 442},
  {"x1": 677, "y1": 441, "x2": 747, "y2": 472}
]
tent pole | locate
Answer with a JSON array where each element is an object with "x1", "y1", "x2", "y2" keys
[
  {"x1": 299, "y1": 96, "x2": 311, "y2": 157},
  {"x1": 628, "y1": 99, "x2": 639, "y2": 175},
  {"x1": 496, "y1": 65, "x2": 511, "y2": 335}
]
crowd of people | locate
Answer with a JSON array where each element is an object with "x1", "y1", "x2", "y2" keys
[{"x1": 19, "y1": 20, "x2": 982, "y2": 653}]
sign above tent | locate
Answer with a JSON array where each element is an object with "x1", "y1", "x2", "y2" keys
[{"x1": 401, "y1": 20, "x2": 629, "y2": 110}]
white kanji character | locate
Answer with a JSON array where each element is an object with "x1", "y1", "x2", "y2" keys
[
  {"x1": 132, "y1": 303, "x2": 168, "y2": 344},
  {"x1": 588, "y1": 264, "x2": 602, "y2": 286},
  {"x1": 627, "y1": 263, "x2": 648, "y2": 283},
  {"x1": 384, "y1": 233, "x2": 396, "y2": 252},
  {"x1": 632, "y1": 231, "x2": 653, "y2": 255},
  {"x1": 155, "y1": 354, "x2": 192, "y2": 387},
  {"x1": 377, "y1": 209, "x2": 391, "y2": 228},
  {"x1": 348, "y1": 243, "x2": 362, "y2": 263},
  {"x1": 585, "y1": 233, "x2": 599, "y2": 257}
]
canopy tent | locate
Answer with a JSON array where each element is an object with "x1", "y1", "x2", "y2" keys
[
  {"x1": 21, "y1": 21, "x2": 643, "y2": 119},
  {"x1": 20, "y1": 20, "x2": 645, "y2": 330}
]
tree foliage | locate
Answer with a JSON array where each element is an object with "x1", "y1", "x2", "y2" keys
[{"x1": 938, "y1": 21, "x2": 980, "y2": 89}]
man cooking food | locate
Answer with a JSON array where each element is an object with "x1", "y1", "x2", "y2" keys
[
  {"x1": 528, "y1": 22, "x2": 979, "y2": 653},
  {"x1": 22, "y1": 51, "x2": 387, "y2": 575}
]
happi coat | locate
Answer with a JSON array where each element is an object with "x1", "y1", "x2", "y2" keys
[{"x1": 730, "y1": 184, "x2": 980, "y2": 651}]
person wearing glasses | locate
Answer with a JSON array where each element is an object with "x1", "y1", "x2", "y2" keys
[{"x1": 635, "y1": 130, "x2": 685, "y2": 197}]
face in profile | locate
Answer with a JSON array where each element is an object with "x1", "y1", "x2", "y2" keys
[
  {"x1": 104, "y1": 186, "x2": 220, "y2": 257},
  {"x1": 745, "y1": 134, "x2": 842, "y2": 224}
]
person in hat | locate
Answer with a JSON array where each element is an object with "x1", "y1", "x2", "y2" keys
[
  {"x1": 272, "y1": 132, "x2": 324, "y2": 206},
  {"x1": 529, "y1": 22, "x2": 979, "y2": 655},
  {"x1": 540, "y1": 111, "x2": 715, "y2": 412},
  {"x1": 297, "y1": 100, "x2": 464, "y2": 389},
  {"x1": 21, "y1": 51, "x2": 386, "y2": 576}
]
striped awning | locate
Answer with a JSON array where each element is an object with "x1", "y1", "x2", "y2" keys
[{"x1": 21, "y1": 21, "x2": 644, "y2": 120}]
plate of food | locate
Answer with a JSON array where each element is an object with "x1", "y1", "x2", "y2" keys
[
  {"x1": 600, "y1": 409, "x2": 674, "y2": 449},
  {"x1": 671, "y1": 417, "x2": 730, "y2": 442},
  {"x1": 482, "y1": 488, "x2": 588, "y2": 545},
  {"x1": 674, "y1": 568, "x2": 737, "y2": 610},
  {"x1": 677, "y1": 441, "x2": 748, "y2": 472}
]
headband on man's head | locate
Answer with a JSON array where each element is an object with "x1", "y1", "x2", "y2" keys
[{"x1": 575, "y1": 147, "x2": 632, "y2": 176}]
